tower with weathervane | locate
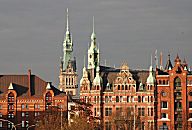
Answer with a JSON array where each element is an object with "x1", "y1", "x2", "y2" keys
[{"x1": 59, "y1": 9, "x2": 78, "y2": 96}]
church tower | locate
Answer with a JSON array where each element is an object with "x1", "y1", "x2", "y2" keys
[
  {"x1": 87, "y1": 17, "x2": 100, "y2": 80},
  {"x1": 59, "y1": 9, "x2": 78, "y2": 96}
]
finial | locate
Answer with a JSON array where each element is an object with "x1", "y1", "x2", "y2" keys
[
  {"x1": 183, "y1": 57, "x2": 187, "y2": 64},
  {"x1": 84, "y1": 55, "x2": 86, "y2": 68}
]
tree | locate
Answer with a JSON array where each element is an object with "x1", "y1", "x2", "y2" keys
[{"x1": 108, "y1": 106, "x2": 144, "y2": 130}]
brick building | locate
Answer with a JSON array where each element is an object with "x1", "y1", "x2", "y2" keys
[
  {"x1": 156, "y1": 54, "x2": 192, "y2": 130},
  {"x1": 0, "y1": 70, "x2": 67, "y2": 130},
  {"x1": 79, "y1": 18, "x2": 155, "y2": 130}
]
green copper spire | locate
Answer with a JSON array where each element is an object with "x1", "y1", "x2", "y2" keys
[{"x1": 63, "y1": 8, "x2": 73, "y2": 71}]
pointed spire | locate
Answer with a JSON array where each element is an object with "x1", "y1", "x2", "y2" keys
[
  {"x1": 160, "y1": 52, "x2": 163, "y2": 70},
  {"x1": 155, "y1": 49, "x2": 158, "y2": 68},
  {"x1": 175, "y1": 53, "x2": 181, "y2": 63},
  {"x1": 165, "y1": 53, "x2": 173, "y2": 70},
  {"x1": 66, "y1": 8, "x2": 69, "y2": 34}
]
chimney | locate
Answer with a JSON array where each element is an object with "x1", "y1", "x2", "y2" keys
[{"x1": 28, "y1": 69, "x2": 31, "y2": 96}]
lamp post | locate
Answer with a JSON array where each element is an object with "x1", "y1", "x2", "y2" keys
[{"x1": 0, "y1": 119, "x2": 16, "y2": 130}]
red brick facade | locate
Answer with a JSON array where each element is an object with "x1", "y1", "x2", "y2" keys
[
  {"x1": 156, "y1": 55, "x2": 192, "y2": 130},
  {"x1": 0, "y1": 70, "x2": 68, "y2": 130},
  {"x1": 80, "y1": 64, "x2": 155, "y2": 130}
]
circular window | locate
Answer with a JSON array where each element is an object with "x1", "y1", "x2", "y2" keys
[{"x1": 161, "y1": 91, "x2": 167, "y2": 97}]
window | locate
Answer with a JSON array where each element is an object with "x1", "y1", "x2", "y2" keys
[
  {"x1": 127, "y1": 96, "x2": 129, "y2": 102},
  {"x1": 8, "y1": 113, "x2": 14, "y2": 118},
  {"x1": 161, "y1": 113, "x2": 167, "y2": 118},
  {"x1": 0, "y1": 105, "x2": 2, "y2": 110},
  {"x1": 189, "y1": 102, "x2": 192, "y2": 108},
  {"x1": 125, "y1": 85, "x2": 128, "y2": 90},
  {"x1": 8, "y1": 122, "x2": 12, "y2": 128},
  {"x1": 22, "y1": 121, "x2": 25, "y2": 127},
  {"x1": 0, "y1": 113, "x2": 2, "y2": 118},
  {"x1": 26, "y1": 112, "x2": 29, "y2": 117},
  {"x1": 138, "y1": 96, "x2": 141, "y2": 102},
  {"x1": 26, "y1": 104, "x2": 29, "y2": 109},
  {"x1": 174, "y1": 77, "x2": 181, "y2": 87},
  {"x1": 105, "y1": 122, "x2": 112, "y2": 130},
  {"x1": 161, "y1": 101, "x2": 168, "y2": 108},
  {"x1": 116, "y1": 96, "x2": 119, "y2": 102},
  {"x1": 161, "y1": 91, "x2": 167, "y2": 97},
  {"x1": 118, "y1": 85, "x2": 120, "y2": 90},
  {"x1": 0, "y1": 122, "x2": 2, "y2": 127},
  {"x1": 26, "y1": 121, "x2": 29, "y2": 127},
  {"x1": 120, "y1": 96, "x2": 123, "y2": 102},
  {"x1": 138, "y1": 108, "x2": 145, "y2": 116},
  {"x1": 105, "y1": 108, "x2": 112, "y2": 116},
  {"x1": 122, "y1": 85, "x2": 124, "y2": 90},
  {"x1": 151, "y1": 108, "x2": 153, "y2": 116},
  {"x1": 22, "y1": 112, "x2": 25, "y2": 117},
  {"x1": 21, "y1": 104, "x2": 25, "y2": 109}
]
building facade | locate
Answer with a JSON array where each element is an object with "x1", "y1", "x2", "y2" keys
[
  {"x1": 79, "y1": 19, "x2": 156, "y2": 130},
  {"x1": 0, "y1": 70, "x2": 67, "y2": 130},
  {"x1": 156, "y1": 54, "x2": 192, "y2": 130},
  {"x1": 59, "y1": 9, "x2": 78, "y2": 96}
]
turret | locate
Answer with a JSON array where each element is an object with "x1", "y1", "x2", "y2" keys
[
  {"x1": 88, "y1": 16, "x2": 100, "y2": 71},
  {"x1": 93, "y1": 66, "x2": 102, "y2": 88},
  {"x1": 147, "y1": 55, "x2": 155, "y2": 86}
]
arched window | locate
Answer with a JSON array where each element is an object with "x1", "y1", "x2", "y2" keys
[
  {"x1": 174, "y1": 77, "x2": 181, "y2": 89},
  {"x1": 122, "y1": 85, "x2": 124, "y2": 90},
  {"x1": 163, "y1": 80, "x2": 165, "y2": 85},
  {"x1": 72, "y1": 78, "x2": 73, "y2": 85},
  {"x1": 66, "y1": 78, "x2": 68, "y2": 85},
  {"x1": 118, "y1": 85, "x2": 120, "y2": 90},
  {"x1": 159, "y1": 80, "x2": 162, "y2": 85}
]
